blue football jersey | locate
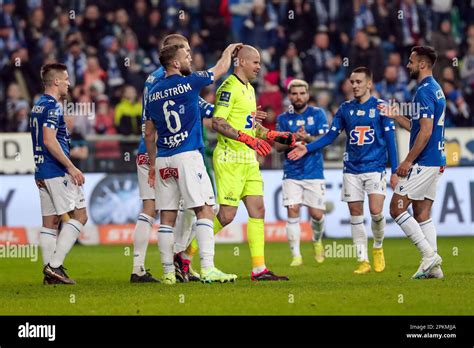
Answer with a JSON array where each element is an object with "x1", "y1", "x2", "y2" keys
[
  {"x1": 138, "y1": 67, "x2": 215, "y2": 155},
  {"x1": 409, "y1": 76, "x2": 446, "y2": 166},
  {"x1": 30, "y1": 94, "x2": 70, "y2": 179},
  {"x1": 146, "y1": 71, "x2": 214, "y2": 157},
  {"x1": 277, "y1": 106, "x2": 329, "y2": 180},
  {"x1": 331, "y1": 96, "x2": 395, "y2": 174}
]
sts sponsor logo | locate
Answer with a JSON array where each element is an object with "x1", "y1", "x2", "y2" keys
[{"x1": 349, "y1": 126, "x2": 375, "y2": 145}]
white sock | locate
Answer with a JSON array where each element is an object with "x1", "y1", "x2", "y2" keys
[
  {"x1": 174, "y1": 209, "x2": 196, "y2": 254},
  {"x1": 185, "y1": 223, "x2": 197, "y2": 250},
  {"x1": 350, "y1": 215, "x2": 368, "y2": 262},
  {"x1": 49, "y1": 219, "x2": 82, "y2": 268},
  {"x1": 311, "y1": 216, "x2": 325, "y2": 243},
  {"x1": 395, "y1": 212, "x2": 434, "y2": 258},
  {"x1": 195, "y1": 218, "x2": 215, "y2": 270},
  {"x1": 286, "y1": 217, "x2": 301, "y2": 257},
  {"x1": 39, "y1": 227, "x2": 57, "y2": 266},
  {"x1": 371, "y1": 213, "x2": 385, "y2": 248},
  {"x1": 419, "y1": 218, "x2": 437, "y2": 253},
  {"x1": 132, "y1": 213, "x2": 154, "y2": 275},
  {"x1": 158, "y1": 225, "x2": 175, "y2": 274}
]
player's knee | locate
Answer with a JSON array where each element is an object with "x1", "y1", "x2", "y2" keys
[
  {"x1": 348, "y1": 205, "x2": 363, "y2": 216},
  {"x1": 414, "y1": 211, "x2": 430, "y2": 223},
  {"x1": 75, "y1": 209, "x2": 88, "y2": 225},
  {"x1": 310, "y1": 210, "x2": 324, "y2": 221},
  {"x1": 287, "y1": 205, "x2": 300, "y2": 218},
  {"x1": 218, "y1": 211, "x2": 236, "y2": 227},
  {"x1": 389, "y1": 200, "x2": 402, "y2": 219},
  {"x1": 250, "y1": 205, "x2": 265, "y2": 219},
  {"x1": 369, "y1": 206, "x2": 383, "y2": 216}
]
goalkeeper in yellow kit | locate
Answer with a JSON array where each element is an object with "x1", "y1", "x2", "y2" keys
[{"x1": 210, "y1": 45, "x2": 294, "y2": 280}]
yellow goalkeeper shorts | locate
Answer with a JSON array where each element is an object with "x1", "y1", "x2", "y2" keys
[{"x1": 213, "y1": 160, "x2": 263, "y2": 206}]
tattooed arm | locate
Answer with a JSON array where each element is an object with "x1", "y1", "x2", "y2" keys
[{"x1": 212, "y1": 117, "x2": 240, "y2": 139}]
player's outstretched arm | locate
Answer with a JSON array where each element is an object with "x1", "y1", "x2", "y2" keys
[
  {"x1": 212, "y1": 116, "x2": 271, "y2": 157},
  {"x1": 144, "y1": 120, "x2": 157, "y2": 187},
  {"x1": 43, "y1": 127, "x2": 85, "y2": 185},
  {"x1": 396, "y1": 118, "x2": 433, "y2": 177},
  {"x1": 209, "y1": 43, "x2": 243, "y2": 81},
  {"x1": 287, "y1": 128, "x2": 338, "y2": 161},
  {"x1": 255, "y1": 123, "x2": 295, "y2": 147}
]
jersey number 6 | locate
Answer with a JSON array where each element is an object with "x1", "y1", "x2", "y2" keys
[{"x1": 163, "y1": 100, "x2": 182, "y2": 133}]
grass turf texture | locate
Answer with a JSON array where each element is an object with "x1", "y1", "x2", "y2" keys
[{"x1": 1, "y1": 237, "x2": 473, "y2": 315}]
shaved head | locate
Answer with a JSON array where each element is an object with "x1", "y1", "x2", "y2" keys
[
  {"x1": 236, "y1": 45, "x2": 259, "y2": 60},
  {"x1": 235, "y1": 45, "x2": 261, "y2": 82}
]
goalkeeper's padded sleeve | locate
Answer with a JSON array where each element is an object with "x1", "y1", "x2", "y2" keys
[
  {"x1": 237, "y1": 131, "x2": 272, "y2": 157},
  {"x1": 266, "y1": 130, "x2": 296, "y2": 147},
  {"x1": 305, "y1": 128, "x2": 339, "y2": 153}
]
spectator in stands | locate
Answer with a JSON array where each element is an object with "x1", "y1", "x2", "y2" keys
[
  {"x1": 279, "y1": 43, "x2": 304, "y2": 89},
  {"x1": 351, "y1": 0, "x2": 377, "y2": 37},
  {"x1": 12, "y1": 100, "x2": 30, "y2": 132},
  {"x1": 146, "y1": 9, "x2": 167, "y2": 53},
  {"x1": 114, "y1": 85, "x2": 141, "y2": 135},
  {"x1": 258, "y1": 72, "x2": 283, "y2": 116},
  {"x1": 62, "y1": 39, "x2": 87, "y2": 87},
  {"x1": 25, "y1": 7, "x2": 47, "y2": 55},
  {"x1": 80, "y1": 4, "x2": 106, "y2": 48},
  {"x1": 443, "y1": 79, "x2": 472, "y2": 127},
  {"x1": 1, "y1": 48, "x2": 41, "y2": 104},
  {"x1": 387, "y1": 51, "x2": 409, "y2": 84},
  {"x1": 242, "y1": 0, "x2": 277, "y2": 49},
  {"x1": 229, "y1": 0, "x2": 253, "y2": 43},
  {"x1": 94, "y1": 94, "x2": 121, "y2": 160},
  {"x1": 99, "y1": 35, "x2": 126, "y2": 103},
  {"x1": 374, "y1": 65, "x2": 411, "y2": 103},
  {"x1": 84, "y1": 56, "x2": 106, "y2": 92},
  {"x1": 390, "y1": 0, "x2": 427, "y2": 60},
  {"x1": 0, "y1": 0, "x2": 25, "y2": 56},
  {"x1": 50, "y1": 11, "x2": 71, "y2": 54},
  {"x1": 371, "y1": 0, "x2": 394, "y2": 51},
  {"x1": 282, "y1": 0, "x2": 317, "y2": 53},
  {"x1": 348, "y1": 30, "x2": 384, "y2": 82},
  {"x1": 304, "y1": 30, "x2": 342, "y2": 90},
  {"x1": 431, "y1": 19, "x2": 459, "y2": 78},
  {"x1": 130, "y1": 0, "x2": 149, "y2": 49},
  {"x1": 2, "y1": 83, "x2": 28, "y2": 132},
  {"x1": 430, "y1": 0, "x2": 452, "y2": 33}
]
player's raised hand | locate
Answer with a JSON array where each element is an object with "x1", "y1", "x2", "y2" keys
[
  {"x1": 67, "y1": 166, "x2": 85, "y2": 186},
  {"x1": 377, "y1": 100, "x2": 399, "y2": 119},
  {"x1": 224, "y1": 43, "x2": 243, "y2": 58},
  {"x1": 237, "y1": 131, "x2": 271, "y2": 157},
  {"x1": 255, "y1": 105, "x2": 267, "y2": 122},
  {"x1": 287, "y1": 143, "x2": 308, "y2": 161},
  {"x1": 396, "y1": 159, "x2": 412, "y2": 177},
  {"x1": 266, "y1": 130, "x2": 296, "y2": 147},
  {"x1": 148, "y1": 166, "x2": 156, "y2": 188},
  {"x1": 390, "y1": 173, "x2": 399, "y2": 189}
]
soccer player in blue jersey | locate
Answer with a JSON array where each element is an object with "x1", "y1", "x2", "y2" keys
[
  {"x1": 31, "y1": 63, "x2": 88, "y2": 285},
  {"x1": 288, "y1": 67, "x2": 399, "y2": 274},
  {"x1": 144, "y1": 42, "x2": 242, "y2": 284},
  {"x1": 131, "y1": 34, "x2": 214, "y2": 283},
  {"x1": 275, "y1": 79, "x2": 329, "y2": 266},
  {"x1": 381, "y1": 46, "x2": 445, "y2": 279}
]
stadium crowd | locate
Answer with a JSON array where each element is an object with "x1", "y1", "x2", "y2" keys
[{"x1": 1, "y1": 0, "x2": 473, "y2": 141}]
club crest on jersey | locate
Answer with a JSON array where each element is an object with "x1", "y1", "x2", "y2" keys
[
  {"x1": 307, "y1": 116, "x2": 314, "y2": 125},
  {"x1": 369, "y1": 109, "x2": 375, "y2": 118},
  {"x1": 349, "y1": 126, "x2": 375, "y2": 145}
]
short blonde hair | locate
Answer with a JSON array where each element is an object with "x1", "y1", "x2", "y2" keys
[{"x1": 287, "y1": 79, "x2": 309, "y2": 93}]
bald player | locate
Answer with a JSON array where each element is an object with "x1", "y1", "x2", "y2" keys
[{"x1": 209, "y1": 45, "x2": 294, "y2": 281}]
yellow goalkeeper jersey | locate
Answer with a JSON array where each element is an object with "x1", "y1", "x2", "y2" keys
[{"x1": 213, "y1": 74, "x2": 257, "y2": 164}]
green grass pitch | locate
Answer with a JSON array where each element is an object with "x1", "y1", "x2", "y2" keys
[{"x1": 1, "y1": 237, "x2": 473, "y2": 315}]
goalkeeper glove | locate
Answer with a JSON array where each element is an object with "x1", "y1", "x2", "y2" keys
[
  {"x1": 266, "y1": 130, "x2": 296, "y2": 147},
  {"x1": 237, "y1": 131, "x2": 272, "y2": 157}
]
